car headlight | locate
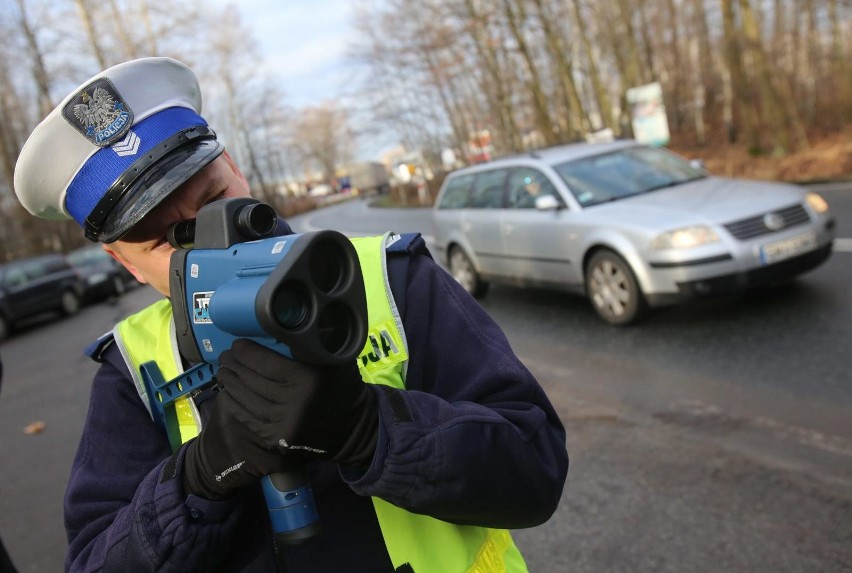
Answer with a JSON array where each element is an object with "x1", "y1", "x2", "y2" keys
[
  {"x1": 650, "y1": 225, "x2": 720, "y2": 250},
  {"x1": 805, "y1": 192, "x2": 829, "y2": 214}
]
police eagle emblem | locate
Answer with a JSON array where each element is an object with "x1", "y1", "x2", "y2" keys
[{"x1": 62, "y1": 78, "x2": 134, "y2": 147}]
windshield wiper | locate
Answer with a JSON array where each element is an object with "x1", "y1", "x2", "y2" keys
[{"x1": 644, "y1": 175, "x2": 706, "y2": 193}]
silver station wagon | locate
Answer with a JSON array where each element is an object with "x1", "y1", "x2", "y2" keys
[{"x1": 431, "y1": 139, "x2": 835, "y2": 325}]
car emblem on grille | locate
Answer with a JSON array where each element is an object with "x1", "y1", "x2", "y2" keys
[{"x1": 763, "y1": 212, "x2": 785, "y2": 231}]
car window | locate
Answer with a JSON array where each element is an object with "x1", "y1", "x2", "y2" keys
[
  {"x1": 437, "y1": 174, "x2": 475, "y2": 209},
  {"x1": 469, "y1": 169, "x2": 509, "y2": 209},
  {"x1": 21, "y1": 260, "x2": 49, "y2": 280},
  {"x1": 2, "y1": 267, "x2": 26, "y2": 288},
  {"x1": 507, "y1": 168, "x2": 560, "y2": 209},
  {"x1": 44, "y1": 256, "x2": 71, "y2": 274},
  {"x1": 553, "y1": 146, "x2": 706, "y2": 207},
  {"x1": 68, "y1": 247, "x2": 108, "y2": 266}
]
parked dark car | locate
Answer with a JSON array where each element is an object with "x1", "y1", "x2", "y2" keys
[
  {"x1": 0, "y1": 254, "x2": 85, "y2": 340},
  {"x1": 67, "y1": 245, "x2": 137, "y2": 302}
]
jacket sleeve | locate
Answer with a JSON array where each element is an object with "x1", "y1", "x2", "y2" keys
[
  {"x1": 343, "y1": 249, "x2": 569, "y2": 529},
  {"x1": 64, "y1": 350, "x2": 242, "y2": 573}
]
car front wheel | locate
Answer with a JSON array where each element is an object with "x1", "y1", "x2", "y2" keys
[
  {"x1": 60, "y1": 290, "x2": 81, "y2": 316},
  {"x1": 585, "y1": 250, "x2": 646, "y2": 325},
  {"x1": 449, "y1": 246, "x2": 489, "y2": 298}
]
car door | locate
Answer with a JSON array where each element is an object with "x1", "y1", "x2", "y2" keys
[
  {"x1": 1, "y1": 264, "x2": 38, "y2": 320},
  {"x1": 499, "y1": 167, "x2": 580, "y2": 286},
  {"x1": 21, "y1": 259, "x2": 60, "y2": 313},
  {"x1": 462, "y1": 168, "x2": 510, "y2": 277}
]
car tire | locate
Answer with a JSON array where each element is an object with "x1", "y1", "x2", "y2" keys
[
  {"x1": 449, "y1": 246, "x2": 489, "y2": 298},
  {"x1": 585, "y1": 250, "x2": 646, "y2": 325},
  {"x1": 60, "y1": 290, "x2": 81, "y2": 316},
  {"x1": 0, "y1": 315, "x2": 9, "y2": 341}
]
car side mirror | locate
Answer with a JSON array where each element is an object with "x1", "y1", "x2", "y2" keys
[{"x1": 535, "y1": 195, "x2": 561, "y2": 211}]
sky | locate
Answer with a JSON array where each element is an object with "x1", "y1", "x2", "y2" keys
[
  {"x1": 209, "y1": 0, "x2": 397, "y2": 159},
  {"x1": 216, "y1": 0, "x2": 364, "y2": 108}
]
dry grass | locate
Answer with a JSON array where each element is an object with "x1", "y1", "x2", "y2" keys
[{"x1": 672, "y1": 128, "x2": 852, "y2": 183}]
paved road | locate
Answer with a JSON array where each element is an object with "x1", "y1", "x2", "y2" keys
[
  {"x1": 293, "y1": 187, "x2": 852, "y2": 572},
  {"x1": 0, "y1": 185, "x2": 850, "y2": 571}
]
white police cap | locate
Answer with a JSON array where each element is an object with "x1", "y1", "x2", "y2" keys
[{"x1": 14, "y1": 57, "x2": 224, "y2": 242}]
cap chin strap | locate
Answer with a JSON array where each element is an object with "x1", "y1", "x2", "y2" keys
[{"x1": 84, "y1": 126, "x2": 217, "y2": 242}]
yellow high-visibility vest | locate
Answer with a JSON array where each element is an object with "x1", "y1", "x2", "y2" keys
[{"x1": 115, "y1": 233, "x2": 527, "y2": 573}]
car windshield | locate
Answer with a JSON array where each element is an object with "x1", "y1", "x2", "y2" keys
[{"x1": 553, "y1": 146, "x2": 706, "y2": 207}]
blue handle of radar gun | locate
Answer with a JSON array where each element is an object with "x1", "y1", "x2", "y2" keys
[
  {"x1": 140, "y1": 361, "x2": 321, "y2": 542},
  {"x1": 262, "y1": 470, "x2": 320, "y2": 541}
]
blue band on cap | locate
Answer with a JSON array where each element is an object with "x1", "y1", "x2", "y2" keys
[{"x1": 65, "y1": 107, "x2": 208, "y2": 226}]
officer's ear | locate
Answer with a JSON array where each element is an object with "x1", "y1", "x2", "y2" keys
[{"x1": 101, "y1": 243, "x2": 147, "y2": 285}]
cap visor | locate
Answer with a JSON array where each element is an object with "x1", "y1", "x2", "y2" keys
[{"x1": 98, "y1": 139, "x2": 224, "y2": 242}]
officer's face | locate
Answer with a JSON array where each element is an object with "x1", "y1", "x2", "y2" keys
[{"x1": 103, "y1": 152, "x2": 251, "y2": 296}]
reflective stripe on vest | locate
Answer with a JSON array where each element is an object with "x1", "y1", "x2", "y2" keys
[
  {"x1": 114, "y1": 233, "x2": 527, "y2": 573},
  {"x1": 113, "y1": 298, "x2": 200, "y2": 444}
]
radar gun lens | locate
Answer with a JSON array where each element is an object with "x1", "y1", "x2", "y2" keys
[{"x1": 272, "y1": 283, "x2": 311, "y2": 329}]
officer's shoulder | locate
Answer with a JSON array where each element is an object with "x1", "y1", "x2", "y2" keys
[
  {"x1": 385, "y1": 232, "x2": 432, "y2": 260},
  {"x1": 85, "y1": 331, "x2": 116, "y2": 363}
]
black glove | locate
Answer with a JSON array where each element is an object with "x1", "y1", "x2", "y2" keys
[
  {"x1": 216, "y1": 339, "x2": 379, "y2": 468},
  {"x1": 183, "y1": 390, "x2": 292, "y2": 500}
]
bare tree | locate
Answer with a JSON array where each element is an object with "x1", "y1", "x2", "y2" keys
[
  {"x1": 290, "y1": 102, "x2": 354, "y2": 183},
  {"x1": 738, "y1": 0, "x2": 809, "y2": 154},
  {"x1": 14, "y1": 0, "x2": 54, "y2": 118},
  {"x1": 530, "y1": 0, "x2": 589, "y2": 139},
  {"x1": 501, "y1": 0, "x2": 559, "y2": 146},
  {"x1": 74, "y1": 0, "x2": 109, "y2": 69},
  {"x1": 570, "y1": 0, "x2": 617, "y2": 133}
]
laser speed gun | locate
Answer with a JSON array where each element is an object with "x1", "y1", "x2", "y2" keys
[{"x1": 139, "y1": 197, "x2": 367, "y2": 545}]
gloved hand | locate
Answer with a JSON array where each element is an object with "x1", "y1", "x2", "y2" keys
[
  {"x1": 183, "y1": 390, "x2": 292, "y2": 500},
  {"x1": 216, "y1": 339, "x2": 378, "y2": 469}
]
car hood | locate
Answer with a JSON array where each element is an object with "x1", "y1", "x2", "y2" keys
[{"x1": 586, "y1": 176, "x2": 807, "y2": 228}]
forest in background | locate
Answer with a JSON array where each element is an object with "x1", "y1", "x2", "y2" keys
[{"x1": 1, "y1": 0, "x2": 850, "y2": 260}]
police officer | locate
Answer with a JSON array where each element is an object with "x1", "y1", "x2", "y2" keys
[{"x1": 14, "y1": 58, "x2": 568, "y2": 572}]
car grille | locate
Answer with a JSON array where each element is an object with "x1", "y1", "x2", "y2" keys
[{"x1": 723, "y1": 203, "x2": 811, "y2": 240}]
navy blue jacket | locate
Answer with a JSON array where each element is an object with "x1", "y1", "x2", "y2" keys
[{"x1": 63, "y1": 235, "x2": 569, "y2": 572}]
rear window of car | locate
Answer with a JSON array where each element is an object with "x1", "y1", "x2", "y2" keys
[
  {"x1": 437, "y1": 174, "x2": 475, "y2": 209},
  {"x1": 21, "y1": 259, "x2": 50, "y2": 280},
  {"x1": 469, "y1": 169, "x2": 509, "y2": 209},
  {"x1": 1, "y1": 265, "x2": 26, "y2": 288}
]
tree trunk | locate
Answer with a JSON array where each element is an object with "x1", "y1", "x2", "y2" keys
[
  {"x1": 664, "y1": 0, "x2": 684, "y2": 131},
  {"x1": 614, "y1": 0, "x2": 644, "y2": 89},
  {"x1": 15, "y1": 0, "x2": 54, "y2": 117},
  {"x1": 74, "y1": 0, "x2": 109, "y2": 69},
  {"x1": 571, "y1": 0, "x2": 616, "y2": 132},
  {"x1": 463, "y1": 0, "x2": 521, "y2": 153},
  {"x1": 109, "y1": 0, "x2": 139, "y2": 59},
  {"x1": 722, "y1": 0, "x2": 759, "y2": 148},
  {"x1": 531, "y1": 0, "x2": 589, "y2": 139},
  {"x1": 502, "y1": 0, "x2": 558, "y2": 146},
  {"x1": 738, "y1": 0, "x2": 809, "y2": 154},
  {"x1": 828, "y1": 0, "x2": 851, "y2": 124}
]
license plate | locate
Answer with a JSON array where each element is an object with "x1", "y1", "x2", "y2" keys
[{"x1": 759, "y1": 232, "x2": 817, "y2": 265}]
